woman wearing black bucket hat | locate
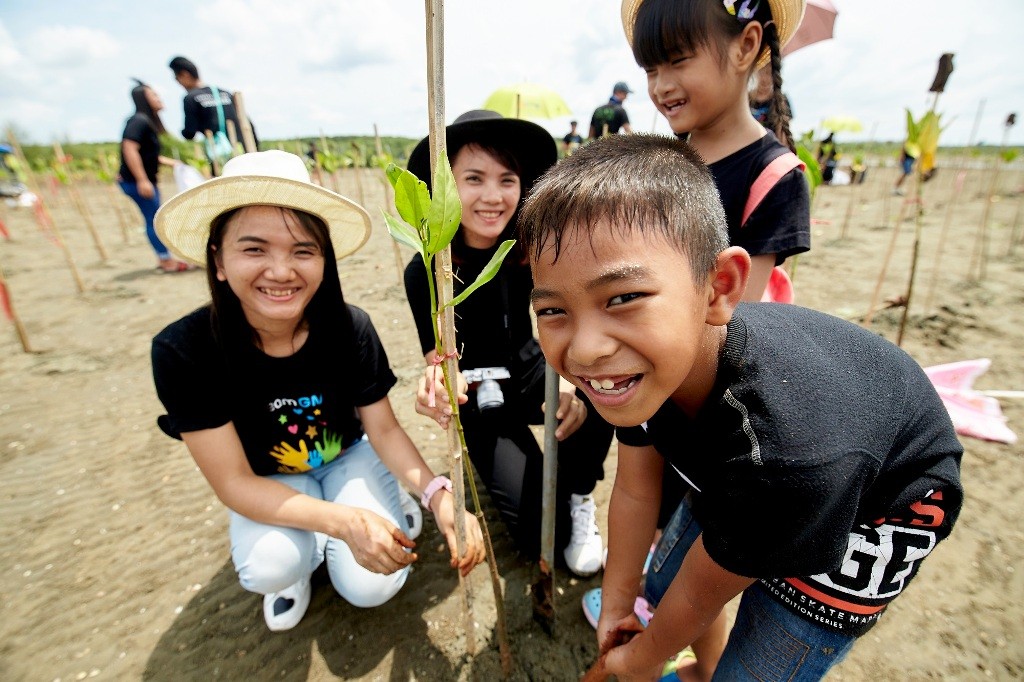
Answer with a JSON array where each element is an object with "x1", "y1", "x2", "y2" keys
[{"x1": 403, "y1": 110, "x2": 614, "y2": 576}]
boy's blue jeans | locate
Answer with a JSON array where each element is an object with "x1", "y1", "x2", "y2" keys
[{"x1": 644, "y1": 500, "x2": 858, "y2": 681}]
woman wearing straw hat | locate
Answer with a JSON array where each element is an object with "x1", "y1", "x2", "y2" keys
[
  {"x1": 404, "y1": 111, "x2": 614, "y2": 577},
  {"x1": 151, "y1": 150, "x2": 485, "y2": 632}
]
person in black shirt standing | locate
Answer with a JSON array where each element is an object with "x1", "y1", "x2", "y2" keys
[
  {"x1": 168, "y1": 56, "x2": 258, "y2": 171},
  {"x1": 116, "y1": 80, "x2": 188, "y2": 272},
  {"x1": 588, "y1": 82, "x2": 634, "y2": 140},
  {"x1": 404, "y1": 110, "x2": 614, "y2": 576},
  {"x1": 562, "y1": 120, "x2": 584, "y2": 155}
]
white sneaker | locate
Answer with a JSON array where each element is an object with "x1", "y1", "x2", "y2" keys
[
  {"x1": 263, "y1": 576, "x2": 311, "y2": 632},
  {"x1": 400, "y1": 489, "x2": 423, "y2": 540},
  {"x1": 564, "y1": 494, "x2": 603, "y2": 577}
]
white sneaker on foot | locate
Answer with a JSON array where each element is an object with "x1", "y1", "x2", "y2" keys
[
  {"x1": 263, "y1": 576, "x2": 311, "y2": 632},
  {"x1": 400, "y1": 489, "x2": 423, "y2": 540},
  {"x1": 564, "y1": 493, "x2": 603, "y2": 577}
]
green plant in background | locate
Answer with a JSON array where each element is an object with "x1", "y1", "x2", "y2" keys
[
  {"x1": 904, "y1": 108, "x2": 947, "y2": 175},
  {"x1": 316, "y1": 147, "x2": 347, "y2": 174},
  {"x1": 796, "y1": 142, "x2": 823, "y2": 200}
]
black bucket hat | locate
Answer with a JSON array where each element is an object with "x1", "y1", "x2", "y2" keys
[{"x1": 406, "y1": 110, "x2": 557, "y2": 194}]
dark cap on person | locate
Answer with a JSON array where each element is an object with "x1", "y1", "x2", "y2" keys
[
  {"x1": 613, "y1": 81, "x2": 633, "y2": 94},
  {"x1": 406, "y1": 110, "x2": 557, "y2": 193}
]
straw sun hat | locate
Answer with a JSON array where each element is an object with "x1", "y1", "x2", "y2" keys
[
  {"x1": 620, "y1": 0, "x2": 807, "y2": 69},
  {"x1": 155, "y1": 150, "x2": 371, "y2": 266}
]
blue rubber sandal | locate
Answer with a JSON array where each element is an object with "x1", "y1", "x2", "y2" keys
[{"x1": 582, "y1": 588, "x2": 652, "y2": 629}]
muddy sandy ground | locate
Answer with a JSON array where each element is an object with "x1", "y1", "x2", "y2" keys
[{"x1": 0, "y1": 159, "x2": 1021, "y2": 680}]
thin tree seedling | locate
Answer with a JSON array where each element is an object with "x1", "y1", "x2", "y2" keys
[{"x1": 383, "y1": 153, "x2": 513, "y2": 672}]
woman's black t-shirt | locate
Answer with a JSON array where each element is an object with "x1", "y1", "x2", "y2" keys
[
  {"x1": 118, "y1": 114, "x2": 161, "y2": 184},
  {"x1": 403, "y1": 246, "x2": 535, "y2": 390},
  {"x1": 151, "y1": 305, "x2": 396, "y2": 476}
]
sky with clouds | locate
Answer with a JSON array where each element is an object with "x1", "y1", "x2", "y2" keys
[{"x1": 2, "y1": 0, "x2": 1022, "y2": 148}]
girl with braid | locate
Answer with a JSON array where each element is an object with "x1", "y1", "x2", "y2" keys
[{"x1": 627, "y1": 0, "x2": 809, "y2": 301}]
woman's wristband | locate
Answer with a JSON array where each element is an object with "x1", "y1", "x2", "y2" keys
[{"x1": 420, "y1": 475, "x2": 453, "y2": 511}]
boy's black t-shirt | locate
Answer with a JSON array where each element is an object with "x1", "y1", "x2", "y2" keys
[
  {"x1": 151, "y1": 305, "x2": 396, "y2": 476},
  {"x1": 707, "y1": 131, "x2": 810, "y2": 265},
  {"x1": 617, "y1": 304, "x2": 962, "y2": 634},
  {"x1": 118, "y1": 114, "x2": 160, "y2": 183}
]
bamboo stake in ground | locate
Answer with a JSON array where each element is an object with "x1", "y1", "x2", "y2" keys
[
  {"x1": 864, "y1": 184, "x2": 914, "y2": 327},
  {"x1": 969, "y1": 116, "x2": 1015, "y2": 281},
  {"x1": 423, "y1": 0, "x2": 510, "y2": 671},
  {"x1": 531, "y1": 364, "x2": 559, "y2": 633},
  {"x1": 233, "y1": 92, "x2": 258, "y2": 153},
  {"x1": 423, "y1": 0, "x2": 476, "y2": 659},
  {"x1": 350, "y1": 142, "x2": 366, "y2": 207},
  {"x1": 96, "y1": 151, "x2": 131, "y2": 243},
  {"x1": 375, "y1": 123, "x2": 406, "y2": 285},
  {"x1": 895, "y1": 55, "x2": 954, "y2": 346},
  {"x1": 0, "y1": 260, "x2": 32, "y2": 352},
  {"x1": 6, "y1": 130, "x2": 85, "y2": 293},
  {"x1": 923, "y1": 170, "x2": 966, "y2": 313},
  {"x1": 53, "y1": 142, "x2": 108, "y2": 262},
  {"x1": 204, "y1": 131, "x2": 221, "y2": 177},
  {"x1": 226, "y1": 119, "x2": 239, "y2": 154}
]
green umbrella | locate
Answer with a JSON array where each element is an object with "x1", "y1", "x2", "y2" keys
[
  {"x1": 821, "y1": 115, "x2": 864, "y2": 133},
  {"x1": 483, "y1": 83, "x2": 572, "y2": 120}
]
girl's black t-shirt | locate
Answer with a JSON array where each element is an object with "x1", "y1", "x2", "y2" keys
[
  {"x1": 151, "y1": 305, "x2": 396, "y2": 476},
  {"x1": 707, "y1": 131, "x2": 810, "y2": 265}
]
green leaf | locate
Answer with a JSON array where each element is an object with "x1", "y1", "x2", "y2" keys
[
  {"x1": 426, "y1": 150, "x2": 462, "y2": 255},
  {"x1": 445, "y1": 240, "x2": 515, "y2": 308},
  {"x1": 796, "y1": 143, "x2": 823, "y2": 199},
  {"x1": 382, "y1": 211, "x2": 425, "y2": 256},
  {"x1": 386, "y1": 163, "x2": 430, "y2": 235}
]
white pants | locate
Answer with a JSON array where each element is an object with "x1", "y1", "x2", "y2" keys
[{"x1": 228, "y1": 437, "x2": 410, "y2": 608}]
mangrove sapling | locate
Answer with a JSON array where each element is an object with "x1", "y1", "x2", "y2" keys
[{"x1": 383, "y1": 154, "x2": 514, "y2": 670}]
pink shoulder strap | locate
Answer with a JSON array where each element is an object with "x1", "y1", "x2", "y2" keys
[{"x1": 742, "y1": 152, "x2": 805, "y2": 226}]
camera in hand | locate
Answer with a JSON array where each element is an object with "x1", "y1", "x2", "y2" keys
[{"x1": 463, "y1": 367, "x2": 511, "y2": 411}]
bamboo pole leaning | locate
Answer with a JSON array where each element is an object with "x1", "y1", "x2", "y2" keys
[
  {"x1": 233, "y1": 92, "x2": 258, "y2": 154},
  {"x1": 374, "y1": 123, "x2": 406, "y2": 285},
  {"x1": 0, "y1": 260, "x2": 32, "y2": 353},
  {"x1": 96, "y1": 151, "x2": 132, "y2": 243},
  {"x1": 423, "y1": 0, "x2": 476, "y2": 659},
  {"x1": 53, "y1": 142, "x2": 108, "y2": 262},
  {"x1": 6, "y1": 130, "x2": 85, "y2": 293},
  {"x1": 423, "y1": 0, "x2": 512, "y2": 672}
]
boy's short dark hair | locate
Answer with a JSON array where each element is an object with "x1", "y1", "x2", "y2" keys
[
  {"x1": 518, "y1": 134, "x2": 728, "y2": 283},
  {"x1": 168, "y1": 56, "x2": 200, "y2": 80}
]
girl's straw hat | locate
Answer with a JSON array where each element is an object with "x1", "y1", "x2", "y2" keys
[
  {"x1": 620, "y1": 0, "x2": 807, "y2": 69},
  {"x1": 406, "y1": 110, "x2": 557, "y2": 195},
  {"x1": 155, "y1": 150, "x2": 371, "y2": 265}
]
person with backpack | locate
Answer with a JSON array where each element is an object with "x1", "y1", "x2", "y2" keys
[
  {"x1": 168, "y1": 56, "x2": 258, "y2": 173},
  {"x1": 588, "y1": 82, "x2": 635, "y2": 140}
]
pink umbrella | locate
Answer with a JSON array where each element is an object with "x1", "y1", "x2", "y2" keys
[{"x1": 783, "y1": 0, "x2": 838, "y2": 57}]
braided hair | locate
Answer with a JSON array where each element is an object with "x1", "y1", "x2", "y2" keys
[
  {"x1": 632, "y1": 0, "x2": 795, "y2": 151},
  {"x1": 759, "y1": 18, "x2": 795, "y2": 152}
]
